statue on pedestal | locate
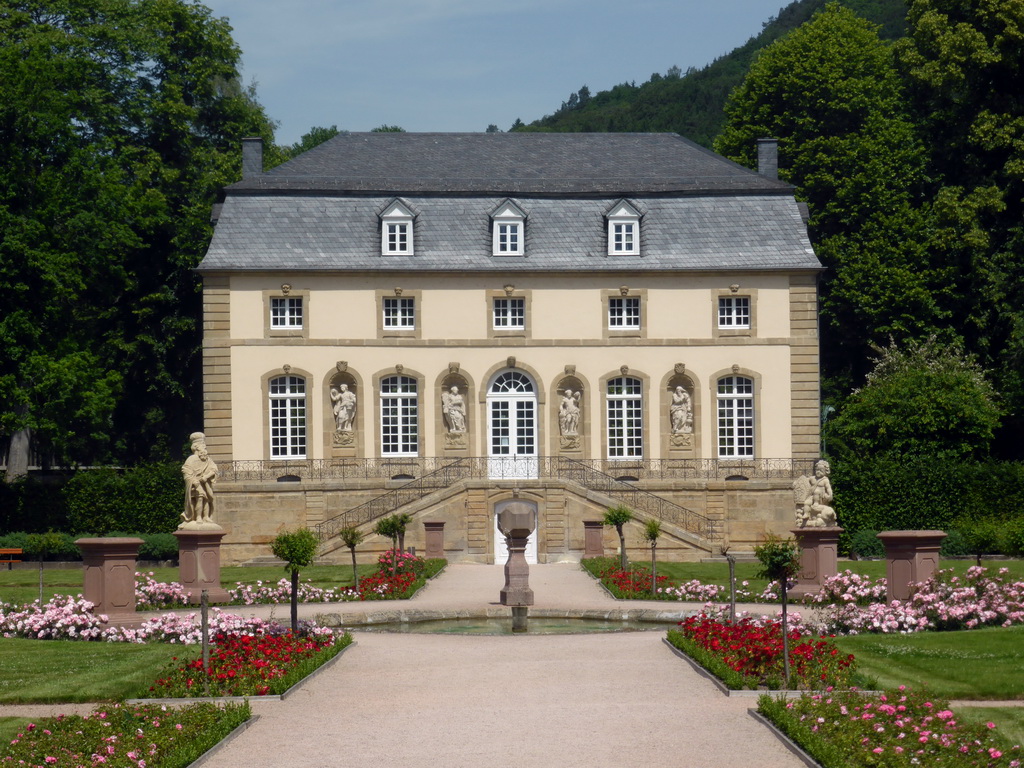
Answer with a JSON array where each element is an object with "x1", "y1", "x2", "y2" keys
[
  {"x1": 331, "y1": 383, "x2": 357, "y2": 433},
  {"x1": 181, "y1": 432, "x2": 219, "y2": 529},
  {"x1": 793, "y1": 459, "x2": 837, "y2": 528},
  {"x1": 441, "y1": 386, "x2": 467, "y2": 433}
]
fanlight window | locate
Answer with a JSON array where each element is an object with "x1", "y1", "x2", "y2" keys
[{"x1": 490, "y1": 371, "x2": 534, "y2": 394}]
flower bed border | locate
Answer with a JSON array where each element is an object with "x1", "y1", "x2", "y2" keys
[
  {"x1": 127, "y1": 637, "x2": 355, "y2": 705},
  {"x1": 747, "y1": 708, "x2": 826, "y2": 768},
  {"x1": 189, "y1": 712, "x2": 261, "y2": 768}
]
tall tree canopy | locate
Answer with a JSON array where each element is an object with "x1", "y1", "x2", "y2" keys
[
  {"x1": 0, "y1": 0, "x2": 280, "y2": 468},
  {"x1": 714, "y1": 3, "x2": 950, "y2": 395},
  {"x1": 896, "y1": 0, "x2": 1024, "y2": 443}
]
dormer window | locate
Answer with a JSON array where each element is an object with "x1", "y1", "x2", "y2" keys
[
  {"x1": 380, "y1": 199, "x2": 415, "y2": 255},
  {"x1": 606, "y1": 200, "x2": 641, "y2": 256},
  {"x1": 491, "y1": 200, "x2": 526, "y2": 256}
]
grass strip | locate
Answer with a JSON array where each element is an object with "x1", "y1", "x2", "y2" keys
[{"x1": 665, "y1": 629, "x2": 751, "y2": 690}]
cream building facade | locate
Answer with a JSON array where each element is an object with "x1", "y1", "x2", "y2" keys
[{"x1": 198, "y1": 132, "x2": 822, "y2": 565}]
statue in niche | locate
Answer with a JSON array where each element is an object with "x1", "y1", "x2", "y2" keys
[
  {"x1": 331, "y1": 383, "x2": 357, "y2": 432},
  {"x1": 558, "y1": 389, "x2": 582, "y2": 436},
  {"x1": 670, "y1": 386, "x2": 693, "y2": 434},
  {"x1": 793, "y1": 459, "x2": 837, "y2": 528},
  {"x1": 441, "y1": 385, "x2": 467, "y2": 433},
  {"x1": 181, "y1": 432, "x2": 218, "y2": 527}
]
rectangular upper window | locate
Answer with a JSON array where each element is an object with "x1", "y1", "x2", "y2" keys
[
  {"x1": 380, "y1": 199, "x2": 415, "y2": 256},
  {"x1": 718, "y1": 296, "x2": 751, "y2": 329},
  {"x1": 608, "y1": 296, "x2": 640, "y2": 330},
  {"x1": 383, "y1": 297, "x2": 415, "y2": 329},
  {"x1": 493, "y1": 297, "x2": 525, "y2": 330},
  {"x1": 270, "y1": 297, "x2": 303, "y2": 329},
  {"x1": 386, "y1": 222, "x2": 410, "y2": 253},
  {"x1": 495, "y1": 223, "x2": 522, "y2": 254},
  {"x1": 606, "y1": 200, "x2": 641, "y2": 256}
]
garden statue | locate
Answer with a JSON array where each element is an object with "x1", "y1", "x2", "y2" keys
[
  {"x1": 181, "y1": 432, "x2": 219, "y2": 528},
  {"x1": 441, "y1": 385, "x2": 467, "y2": 433},
  {"x1": 331, "y1": 383, "x2": 357, "y2": 432},
  {"x1": 558, "y1": 389, "x2": 581, "y2": 436},
  {"x1": 669, "y1": 386, "x2": 693, "y2": 434},
  {"x1": 793, "y1": 459, "x2": 837, "y2": 528}
]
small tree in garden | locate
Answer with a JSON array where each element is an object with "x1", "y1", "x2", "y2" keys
[
  {"x1": 374, "y1": 515, "x2": 403, "y2": 574},
  {"x1": 641, "y1": 519, "x2": 661, "y2": 595},
  {"x1": 270, "y1": 527, "x2": 319, "y2": 633},
  {"x1": 603, "y1": 505, "x2": 634, "y2": 570},
  {"x1": 339, "y1": 526, "x2": 365, "y2": 587},
  {"x1": 394, "y1": 513, "x2": 412, "y2": 552},
  {"x1": 754, "y1": 534, "x2": 801, "y2": 686}
]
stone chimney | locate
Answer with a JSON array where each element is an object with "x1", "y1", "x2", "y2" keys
[
  {"x1": 756, "y1": 138, "x2": 778, "y2": 180},
  {"x1": 242, "y1": 137, "x2": 264, "y2": 179}
]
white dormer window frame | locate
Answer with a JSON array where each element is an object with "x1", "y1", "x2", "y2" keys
[
  {"x1": 491, "y1": 199, "x2": 526, "y2": 256},
  {"x1": 606, "y1": 200, "x2": 641, "y2": 256},
  {"x1": 380, "y1": 199, "x2": 415, "y2": 256}
]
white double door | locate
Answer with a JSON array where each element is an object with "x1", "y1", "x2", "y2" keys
[{"x1": 487, "y1": 392, "x2": 538, "y2": 480}]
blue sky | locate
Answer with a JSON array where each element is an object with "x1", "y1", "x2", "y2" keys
[{"x1": 203, "y1": 0, "x2": 792, "y2": 146}]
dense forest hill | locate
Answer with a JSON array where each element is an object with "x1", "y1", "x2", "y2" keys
[{"x1": 513, "y1": 0, "x2": 907, "y2": 146}]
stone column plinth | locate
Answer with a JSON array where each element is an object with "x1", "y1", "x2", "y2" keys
[
  {"x1": 424, "y1": 522, "x2": 445, "y2": 559},
  {"x1": 583, "y1": 521, "x2": 604, "y2": 557},
  {"x1": 878, "y1": 530, "x2": 947, "y2": 603},
  {"x1": 789, "y1": 526, "x2": 843, "y2": 600},
  {"x1": 174, "y1": 527, "x2": 231, "y2": 604},
  {"x1": 75, "y1": 537, "x2": 144, "y2": 626}
]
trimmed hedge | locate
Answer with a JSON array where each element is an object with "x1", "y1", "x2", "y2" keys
[
  {"x1": 0, "y1": 531, "x2": 179, "y2": 561},
  {"x1": 834, "y1": 456, "x2": 1024, "y2": 556}
]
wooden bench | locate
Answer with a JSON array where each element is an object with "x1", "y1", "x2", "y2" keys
[{"x1": 0, "y1": 548, "x2": 22, "y2": 570}]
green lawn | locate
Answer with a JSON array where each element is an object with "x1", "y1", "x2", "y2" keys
[
  {"x1": 834, "y1": 624, "x2": 1024, "y2": 699},
  {"x1": 0, "y1": 719, "x2": 32, "y2": 745},
  {"x1": 956, "y1": 707, "x2": 1024, "y2": 746},
  {"x1": 0, "y1": 563, "x2": 379, "y2": 607},
  {"x1": 0, "y1": 638, "x2": 195, "y2": 703}
]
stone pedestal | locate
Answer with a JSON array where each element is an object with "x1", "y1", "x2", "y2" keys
[
  {"x1": 789, "y1": 526, "x2": 843, "y2": 600},
  {"x1": 75, "y1": 537, "x2": 144, "y2": 626},
  {"x1": 424, "y1": 521, "x2": 445, "y2": 559},
  {"x1": 174, "y1": 527, "x2": 231, "y2": 604},
  {"x1": 583, "y1": 521, "x2": 604, "y2": 557},
  {"x1": 496, "y1": 500, "x2": 536, "y2": 633},
  {"x1": 878, "y1": 530, "x2": 947, "y2": 603}
]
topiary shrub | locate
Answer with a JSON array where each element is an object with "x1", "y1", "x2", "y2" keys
[
  {"x1": 24, "y1": 531, "x2": 80, "y2": 561},
  {"x1": 848, "y1": 529, "x2": 884, "y2": 559},
  {"x1": 940, "y1": 529, "x2": 969, "y2": 557},
  {"x1": 998, "y1": 518, "x2": 1024, "y2": 558}
]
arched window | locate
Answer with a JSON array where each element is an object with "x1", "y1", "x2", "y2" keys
[
  {"x1": 269, "y1": 375, "x2": 307, "y2": 458},
  {"x1": 717, "y1": 376, "x2": 754, "y2": 458},
  {"x1": 607, "y1": 377, "x2": 643, "y2": 458},
  {"x1": 380, "y1": 375, "x2": 418, "y2": 455},
  {"x1": 490, "y1": 370, "x2": 534, "y2": 394}
]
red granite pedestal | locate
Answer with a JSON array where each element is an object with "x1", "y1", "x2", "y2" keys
[
  {"x1": 583, "y1": 521, "x2": 605, "y2": 557},
  {"x1": 789, "y1": 526, "x2": 843, "y2": 600},
  {"x1": 424, "y1": 521, "x2": 445, "y2": 559},
  {"x1": 174, "y1": 527, "x2": 231, "y2": 604},
  {"x1": 75, "y1": 537, "x2": 145, "y2": 627},
  {"x1": 877, "y1": 530, "x2": 947, "y2": 603}
]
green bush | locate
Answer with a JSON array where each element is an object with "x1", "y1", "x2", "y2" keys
[
  {"x1": 24, "y1": 531, "x2": 80, "y2": 561},
  {"x1": 958, "y1": 517, "x2": 1003, "y2": 557},
  {"x1": 940, "y1": 529, "x2": 969, "y2": 557},
  {"x1": 0, "y1": 477, "x2": 67, "y2": 533},
  {"x1": 848, "y1": 529, "x2": 884, "y2": 558},
  {"x1": 998, "y1": 518, "x2": 1024, "y2": 558},
  {"x1": 138, "y1": 533, "x2": 178, "y2": 561},
  {"x1": 64, "y1": 463, "x2": 181, "y2": 535}
]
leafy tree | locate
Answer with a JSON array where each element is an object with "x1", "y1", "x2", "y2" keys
[
  {"x1": 285, "y1": 125, "x2": 341, "y2": 159},
  {"x1": 828, "y1": 336, "x2": 1001, "y2": 461},
  {"x1": 270, "y1": 527, "x2": 319, "y2": 632},
  {"x1": 339, "y1": 526, "x2": 365, "y2": 588},
  {"x1": 485, "y1": 124, "x2": 501, "y2": 133},
  {"x1": 895, "y1": 0, "x2": 1024, "y2": 446},
  {"x1": 754, "y1": 534, "x2": 801, "y2": 685},
  {"x1": 715, "y1": 3, "x2": 947, "y2": 395},
  {"x1": 641, "y1": 519, "x2": 661, "y2": 595},
  {"x1": 374, "y1": 514, "x2": 410, "y2": 574},
  {"x1": 0, "y1": 0, "x2": 280, "y2": 470},
  {"x1": 602, "y1": 505, "x2": 634, "y2": 570},
  {"x1": 370, "y1": 124, "x2": 405, "y2": 132}
]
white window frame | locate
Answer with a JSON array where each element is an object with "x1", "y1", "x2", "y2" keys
[
  {"x1": 717, "y1": 376, "x2": 754, "y2": 458},
  {"x1": 269, "y1": 296, "x2": 303, "y2": 330},
  {"x1": 718, "y1": 296, "x2": 751, "y2": 330},
  {"x1": 382, "y1": 296, "x2": 415, "y2": 330},
  {"x1": 607, "y1": 376, "x2": 643, "y2": 459},
  {"x1": 606, "y1": 200, "x2": 641, "y2": 256},
  {"x1": 380, "y1": 375, "x2": 418, "y2": 456},
  {"x1": 380, "y1": 200, "x2": 415, "y2": 255},
  {"x1": 493, "y1": 297, "x2": 525, "y2": 330},
  {"x1": 608, "y1": 296, "x2": 641, "y2": 330},
  {"x1": 491, "y1": 200, "x2": 527, "y2": 256},
  {"x1": 269, "y1": 375, "x2": 307, "y2": 459}
]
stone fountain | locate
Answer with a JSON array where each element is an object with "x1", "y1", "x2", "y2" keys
[{"x1": 496, "y1": 499, "x2": 537, "y2": 632}]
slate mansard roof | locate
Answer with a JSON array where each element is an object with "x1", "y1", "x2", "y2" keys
[{"x1": 199, "y1": 132, "x2": 821, "y2": 273}]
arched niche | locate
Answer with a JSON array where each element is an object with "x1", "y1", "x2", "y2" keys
[
  {"x1": 663, "y1": 370, "x2": 697, "y2": 457},
  {"x1": 325, "y1": 367, "x2": 361, "y2": 457}
]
